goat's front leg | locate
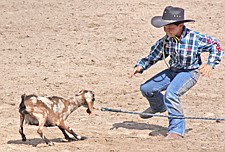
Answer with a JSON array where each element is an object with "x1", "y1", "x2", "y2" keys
[
  {"x1": 58, "y1": 122, "x2": 85, "y2": 141},
  {"x1": 37, "y1": 113, "x2": 54, "y2": 146},
  {"x1": 19, "y1": 114, "x2": 26, "y2": 141}
]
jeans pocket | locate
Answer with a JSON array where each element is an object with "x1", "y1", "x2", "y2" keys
[
  {"x1": 190, "y1": 69, "x2": 200, "y2": 82},
  {"x1": 178, "y1": 70, "x2": 199, "y2": 96}
]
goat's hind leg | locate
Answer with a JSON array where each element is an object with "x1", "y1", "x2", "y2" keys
[
  {"x1": 19, "y1": 114, "x2": 26, "y2": 141},
  {"x1": 37, "y1": 114, "x2": 54, "y2": 146}
]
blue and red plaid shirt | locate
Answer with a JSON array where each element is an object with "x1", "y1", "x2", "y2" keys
[{"x1": 135, "y1": 26, "x2": 224, "y2": 70}]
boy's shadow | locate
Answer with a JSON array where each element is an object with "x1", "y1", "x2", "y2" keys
[{"x1": 111, "y1": 121, "x2": 192, "y2": 136}]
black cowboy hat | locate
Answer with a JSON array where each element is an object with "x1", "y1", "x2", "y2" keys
[{"x1": 151, "y1": 6, "x2": 195, "y2": 28}]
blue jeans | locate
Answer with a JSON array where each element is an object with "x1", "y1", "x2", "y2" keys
[{"x1": 140, "y1": 68, "x2": 200, "y2": 136}]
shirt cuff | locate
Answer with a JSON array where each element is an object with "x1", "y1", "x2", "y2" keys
[
  {"x1": 207, "y1": 62, "x2": 215, "y2": 69},
  {"x1": 134, "y1": 64, "x2": 144, "y2": 73}
]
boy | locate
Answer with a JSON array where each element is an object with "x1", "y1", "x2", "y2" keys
[{"x1": 129, "y1": 6, "x2": 223, "y2": 139}]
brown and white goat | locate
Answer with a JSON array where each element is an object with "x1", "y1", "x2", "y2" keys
[{"x1": 19, "y1": 90, "x2": 95, "y2": 146}]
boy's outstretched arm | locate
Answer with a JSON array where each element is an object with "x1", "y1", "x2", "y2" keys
[{"x1": 129, "y1": 66, "x2": 143, "y2": 78}]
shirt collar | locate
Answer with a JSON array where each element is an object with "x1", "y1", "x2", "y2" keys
[{"x1": 180, "y1": 26, "x2": 188, "y2": 39}]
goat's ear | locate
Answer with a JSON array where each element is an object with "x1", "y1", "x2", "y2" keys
[
  {"x1": 79, "y1": 89, "x2": 85, "y2": 94},
  {"x1": 75, "y1": 89, "x2": 84, "y2": 96}
]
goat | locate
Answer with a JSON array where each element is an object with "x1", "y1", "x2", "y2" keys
[{"x1": 19, "y1": 90, "x2": 95, "y2": 146}]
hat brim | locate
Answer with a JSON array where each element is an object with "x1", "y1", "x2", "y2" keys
[{"x1": 151, "y1": 16, "x2": 195, "y2": 28}]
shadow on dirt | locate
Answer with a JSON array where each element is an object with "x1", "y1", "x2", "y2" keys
[
  {"x1": 111, "y1": 121, "x2": 192, "y2": 136},
  {"x1": 7, "y1": 137, "x2": 88, "y2": 147},
  {"x1": 111, "y1": 121, "x2": 167, "y2": 130}
]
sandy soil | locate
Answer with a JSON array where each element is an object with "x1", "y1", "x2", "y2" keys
[{"x1": 0, "y1": 0, "x2": 225, "y2": 151}]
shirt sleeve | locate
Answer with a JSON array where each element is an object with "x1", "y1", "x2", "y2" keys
[
  {"x1": 198, "y1": 34, "x2": 224, "y2": 68},
  {"x1": 134, "y1": 37, "x2": 165, "y2": 71}
]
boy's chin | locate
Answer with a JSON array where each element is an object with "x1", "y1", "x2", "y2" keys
[{"x1": 166, "y1": 34, "x2": 173, "y2": 37}]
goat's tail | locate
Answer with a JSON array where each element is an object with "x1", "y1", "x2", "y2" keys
[{"x1": 19, "y1": 94, "x2": 29, "y2": 114}]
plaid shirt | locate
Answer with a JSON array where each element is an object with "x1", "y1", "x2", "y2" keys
[{"x1": 135, "y1": 26, "x2": 224, "y2": 70}]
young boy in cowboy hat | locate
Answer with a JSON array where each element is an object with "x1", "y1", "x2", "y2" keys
[{"x1": 129, "y1": 6, "x2": 223, "y2": 139}]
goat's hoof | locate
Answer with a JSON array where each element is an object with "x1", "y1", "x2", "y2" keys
[
  {"x1": 48, "y1": 142, "x2": 54, "y2": 146},
  {"x1": 76, "y1": 136, "x2": 87, "y2": 140},
  {"x1": 66, "y1": 137, "x2": 75, "y2": 142},
  {"x1": 22, "y1": 138, "x2": 26, "y2": 141},
  {"x1": 76, "y1": 135, "x2": 82, "y2": 140}
]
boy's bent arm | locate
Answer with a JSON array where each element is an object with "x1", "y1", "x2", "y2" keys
[{"x1": 198, "y1": 34, "x2": 224, "y2": 68}]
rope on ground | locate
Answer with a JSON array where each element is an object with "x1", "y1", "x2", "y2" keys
[{"x1": 101, "y1": 107, "x2": 225, "y2": 122}]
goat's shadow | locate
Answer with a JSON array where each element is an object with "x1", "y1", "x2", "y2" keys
[
  {"x1": 111, "y1": 121, "x2": 192, "y2": 136},
  {"x1": 7, "y1": 137, "x2": 87, "y2": 147}
]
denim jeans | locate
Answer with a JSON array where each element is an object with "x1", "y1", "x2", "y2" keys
[{"x1": 140, "y1": 68, "x2": 200, "y2": 136}]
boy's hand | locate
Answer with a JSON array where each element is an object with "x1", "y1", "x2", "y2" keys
[
  {"x1": 199, "y1": 64, "x2": 213, "y2": 78},
  {"x1": 129, "y1": 66, "x2": 143, "y2": 78}
]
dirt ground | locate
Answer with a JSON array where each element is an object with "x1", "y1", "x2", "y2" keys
[{"x1": 0, "y1": 0, "x2": 225, "y2": 152}]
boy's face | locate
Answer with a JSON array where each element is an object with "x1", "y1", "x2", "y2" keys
[{"x1": 164, "y1": 23, "x2": 183, "y2": 37}]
